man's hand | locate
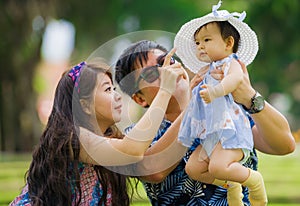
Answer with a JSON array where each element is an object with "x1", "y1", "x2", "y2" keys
[
  {"x1": 231, "y1": 60, "x2": 256, "y2": 108},
  {"x1": 205, "y1": 60, "x2": 256, "y2": 107},
  {"x1": 189, "y1": 66, "x2": 209, "y2": 90}
]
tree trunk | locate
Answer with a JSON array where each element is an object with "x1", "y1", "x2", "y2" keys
[{"x1": 0, "y1": 0, "x2": 52, "y2": 152}]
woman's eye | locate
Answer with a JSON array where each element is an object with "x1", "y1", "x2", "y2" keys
[
  {"x1": 105, "y1": 87, "x2": 112, "y2": 92},
  {"x1": 105, "y1": 86, "x2": 116, "y2": 92}
]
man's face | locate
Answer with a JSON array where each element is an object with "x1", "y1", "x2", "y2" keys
[{"x1": 133, "y1": 49, "x2": 190, "y2": 113}]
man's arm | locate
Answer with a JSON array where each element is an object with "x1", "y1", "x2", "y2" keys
[
  {"x1": 250, "y1": 102, "x2": 295, "y2": 155},
  {"x1": 232, "y1": 60, "x2": 295, "y2": 155}
]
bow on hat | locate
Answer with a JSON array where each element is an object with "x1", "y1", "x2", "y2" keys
[{"x1": 212, "y1": 0, "x2": 246, "y2": 22}]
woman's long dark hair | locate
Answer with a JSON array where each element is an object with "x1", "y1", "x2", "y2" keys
[{"x1": 26, "y1": 63, "x2": 132, "y2": 205}]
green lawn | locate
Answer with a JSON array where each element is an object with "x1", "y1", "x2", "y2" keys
[
  {"x1": 256, "y1": 148, "x2": 300, "y2": 205},
  {"x1": 1, "y1": 145, "x2": 300, "y2": 206}
]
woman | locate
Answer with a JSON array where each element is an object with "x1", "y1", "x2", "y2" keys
[{"x1": 10, "y1": 59, "x2": 185, "y2": 205}]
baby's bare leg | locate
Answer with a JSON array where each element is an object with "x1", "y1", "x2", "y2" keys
[
  {"x1": 209, "y1": 142, "x2": 248, "y2": 182},
  {"x1": 209, "y1": 143, "x2": 247, "y2": 206},
  {"x1": 210, "y1": 143, "x2": 267, "y2": 206},
  {"x1": 185, "y1": 145, "x2": 214, "y2": 183}
]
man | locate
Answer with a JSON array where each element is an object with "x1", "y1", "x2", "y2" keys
[{"x1": 115, "y1": 40, "x2": 295, "y2": 205}]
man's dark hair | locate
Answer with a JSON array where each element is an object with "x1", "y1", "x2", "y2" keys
[{"x1": 115, "y1": 40, "x2": 167, "y2": 96}]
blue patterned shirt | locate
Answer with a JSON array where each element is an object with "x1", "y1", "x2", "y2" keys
[{"x1": 125, "y1": 117, "x2": 257, "y2": 206}]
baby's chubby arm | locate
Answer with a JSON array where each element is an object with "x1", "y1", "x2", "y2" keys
[{"x1": 200, "y1": 59, "x2": 242, "y2": 103}]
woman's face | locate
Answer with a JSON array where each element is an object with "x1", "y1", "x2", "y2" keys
[{"x1": 94, "y1": 73, "x2": 122, "y2": 132}]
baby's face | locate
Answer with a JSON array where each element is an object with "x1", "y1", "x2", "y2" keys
[{"x1": 194, "y1": 22, "x2": 228, "y2": 62}]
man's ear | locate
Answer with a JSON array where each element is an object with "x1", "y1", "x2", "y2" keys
[
  {"x1": 80, "y1": 99, "x2": 92, "y2": 114},
  {"x1": 132, "y1": 93, "x2": 149, "y2": 108},
  {"x1": 225, "y1": 36, "x2": 234, "y2": 50}
]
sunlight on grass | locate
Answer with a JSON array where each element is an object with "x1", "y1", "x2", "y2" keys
[
  {"x1": 1, "y1": 145, "x2": 299, "y2": 206},
  {"x1": 0, "y1": 158, "x2": 30, "y2": 206},
  {"x1": 257, "y1": 146, "x2": 300, "y2": 204}
]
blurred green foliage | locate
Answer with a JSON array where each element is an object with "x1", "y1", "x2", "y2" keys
[{"x1": 1, "y1": 0, "x2": 299, "y2": 151}]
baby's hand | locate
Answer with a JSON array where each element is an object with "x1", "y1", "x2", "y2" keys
[
  {"x1": 200, "y1": 83, "x2": 225, "y2": 103},
  {"x1": 199, "y1": 84, "x2": 213, "y2": 103}
]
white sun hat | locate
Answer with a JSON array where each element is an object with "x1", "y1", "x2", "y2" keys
[{"x1": 174, "y1": 0, "x2": 259, "y2": 74}]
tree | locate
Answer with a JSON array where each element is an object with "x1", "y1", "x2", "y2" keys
[
  {"x1": 0, "y1": 0, "x2": 55, "y2": 151},
  {"x1": 1, "y1": 0, "x2": 299, "y2": 152}
]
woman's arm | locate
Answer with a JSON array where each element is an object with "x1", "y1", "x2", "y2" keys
[
  {"x1": 136, "y1": 67, "x2": 212, "y2": 182},
  {"x1": 136, "y1": 113, "x2": 188, "y2": 182},
  {"x1": 232, "y1": 60, "x2": 295, "y2": 155},
  {"x1": 79, "y1": 64, "x2": 186, "y2": 166},
  {"x1": 136, "y1": 63, "x2": 240, "y2": 182}
]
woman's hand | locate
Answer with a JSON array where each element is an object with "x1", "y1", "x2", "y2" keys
[{"x1": 159, "y1": 48, "x2": 187, "y2": 95}]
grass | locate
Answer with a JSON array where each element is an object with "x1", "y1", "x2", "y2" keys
[
  {"x1": 256, "y1": 148, "x2": 300, "y2": 205},
  {"x1": 1, "y1": 145, "x2": 300, "y2": 206}
]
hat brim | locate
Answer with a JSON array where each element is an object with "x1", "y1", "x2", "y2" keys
[{"x1": 174, "y1": 10, "x2": 259, "y2": 73}]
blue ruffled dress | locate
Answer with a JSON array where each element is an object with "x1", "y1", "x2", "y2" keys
[{"x1": 178, "y1": 54, "x2": 253, "y2": 157}]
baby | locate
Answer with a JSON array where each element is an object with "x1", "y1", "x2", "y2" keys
[{"x1": 174, "y1": 1, "x2": 267, "y2": 206}]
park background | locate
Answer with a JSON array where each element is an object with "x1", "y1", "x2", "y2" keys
[{"x1": 0, "y1": 0, "x2": 299, "y2": 205}]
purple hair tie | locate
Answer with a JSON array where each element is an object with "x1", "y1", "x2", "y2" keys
[{"x1": 68, "y1": 61, "x2": 86, "y2": 93}]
